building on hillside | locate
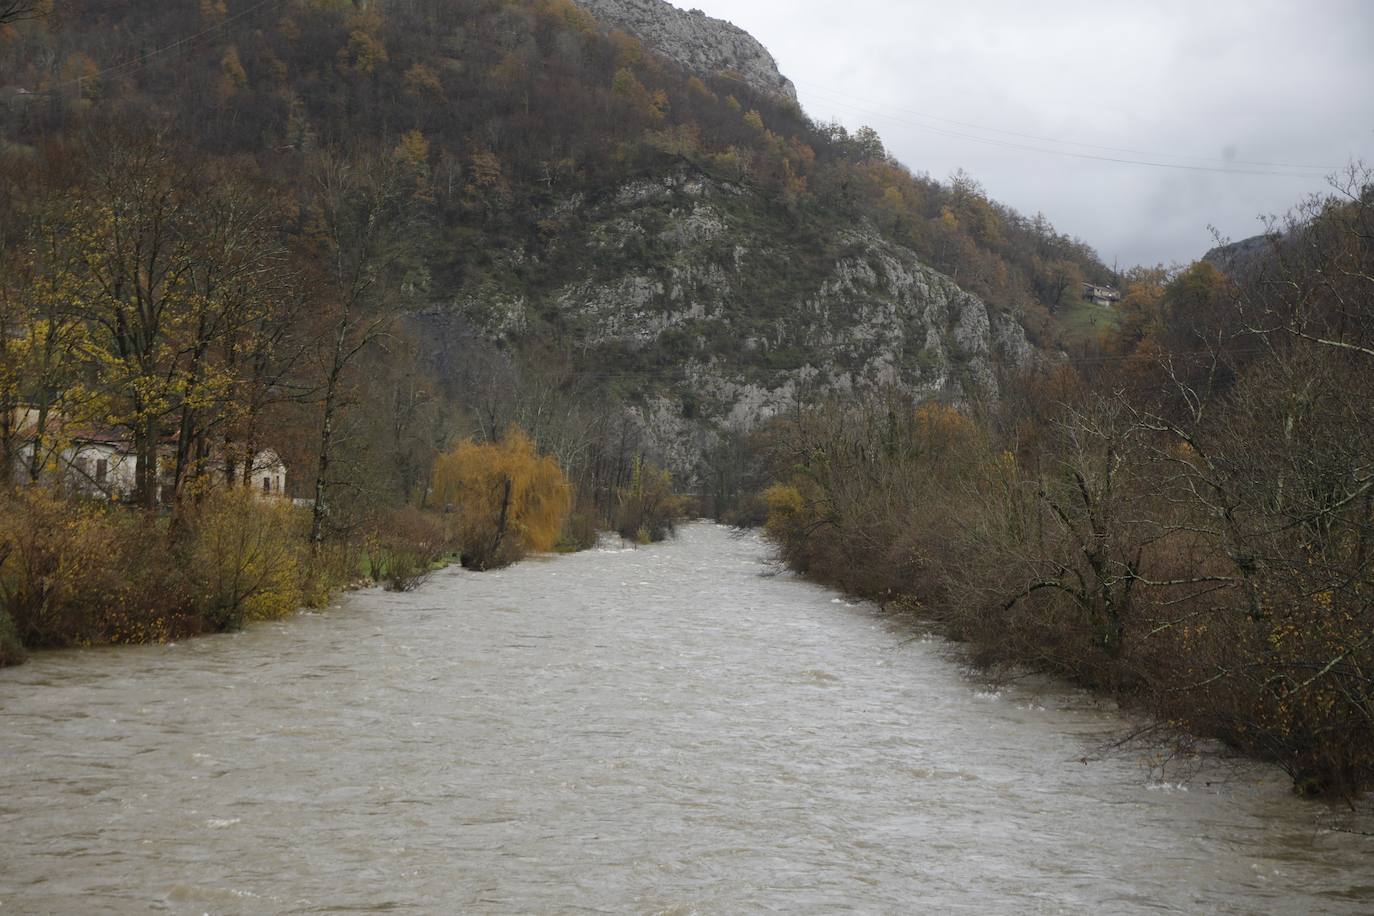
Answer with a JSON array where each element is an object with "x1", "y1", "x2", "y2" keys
[{"x1": 1082, "y1": 283, "x2": 1122, "y2": 308}]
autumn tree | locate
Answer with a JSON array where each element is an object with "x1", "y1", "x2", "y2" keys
[
  {"x1": 0, "y1": 189, "x2": 91, "y2": 486},
  {"x1": 302, "y1": 148, "x2": 417, "y2": 546},
  {"x1": 431, "y1": 427, "x2": 572, "y2": 569},
  {"x1": 1033, "y1": 256, "x2": 1086, "y2": 313},
  {"x1": 75, "y1": 136, "x2": 199, "y2": 510},
  {"x1": 615, "y1": 457, "x2": 683, "y2": 543}
]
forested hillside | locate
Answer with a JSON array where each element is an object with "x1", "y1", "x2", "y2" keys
[
  {"x1": 760, "y1": 171, "x2": 1374, "y2": 796},
  {"x1": 2, "y1": 0, "x2": 1371, "y2": 800},
  {"x1": 1, "y1": 0, "x2": 1111, "y2": 495}
]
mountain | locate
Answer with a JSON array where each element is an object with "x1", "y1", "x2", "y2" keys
[
  {"x1": 441, "y1": 168, "x2": 1033, "y2": 470},
  {"x1": 0, "y1": 0, "x2": 1105, "y2": 490},
  {"x1": 573, "y1": 0, "x2": 797, "y2": 100}
]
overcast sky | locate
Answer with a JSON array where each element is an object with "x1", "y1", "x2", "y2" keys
[{"x1": 684, "y1": 0, "x2": 1374, "y2": 268}]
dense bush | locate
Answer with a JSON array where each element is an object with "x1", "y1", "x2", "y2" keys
[
  {"x1": 0, "y1": 488, "x2": 190, "y2": 649},
  {"x1": 0, "y1": 608, "x2": 24, "y2": 666},
  {"x1": 187, "y1": 491, "x2": 308, "y2": 630},
  {"x1": 431, "y1": 427, "x2": 572, "y2": 570},
  {"x1": 0, "y1": 487, "x2": 322, "y2": 661},
  {"x1": 761, "y1": 358, "x2": 1374, "y2": 797},
  {"x1": 615, "y1": 458, "x2": 686, "y2": 544},
  {"x1": 368, "y1": 507, "x2": 454, "y2": 592},
  {"x1": 558, "y1": 497, "x2": 602, "y2": 553},
  {"x1": 299, "y1": 541, "x2": 367, "y2": 609}
]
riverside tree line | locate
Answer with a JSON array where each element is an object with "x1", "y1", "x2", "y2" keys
[
  {"x1": 0, "y1": 127, "x2": 685, "y2": 665},
  {"x1": 3, "y1": 0, "x2": 1366, "y2": 801},
  {"x1": 758, "y1": 171, "x2": 1374, "y2": 798},
  {"x1": 0, "y1": 0, "x2": 1117, "y2": 672}
]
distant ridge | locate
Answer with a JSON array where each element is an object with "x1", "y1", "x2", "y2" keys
[{"x1": 573, "y1": 0, "x2": 797, "y2": 100}]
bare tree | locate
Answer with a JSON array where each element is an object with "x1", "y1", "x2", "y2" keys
[
  {"x1": 0, "y1": 1, "x2": 43, "y2": 26},
  {"x1": 304, "y1": 150, "x2": 415, "y2": 546}
]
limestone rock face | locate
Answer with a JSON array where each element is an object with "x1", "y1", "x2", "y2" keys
[
  {"x1": 459, "y1": 172, "x2": 1034, "y2": 478},
  {"x1": 574, "y1": 0, "x2": 796, "y2": 100}
]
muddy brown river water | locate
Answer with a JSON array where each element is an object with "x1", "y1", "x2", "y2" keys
[{"x1": 2, "y1": 524, "x2": 1371, "y2": 913}]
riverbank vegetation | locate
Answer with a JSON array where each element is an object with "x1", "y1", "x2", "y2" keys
[
  {"x1": 0, "y1": 0, "x2": 1097, "y2": 662},
  {"x1": 431, "y1": 429, "x2": 573, "y2": 570},
  {"x1": 0, "y1": 487, "x2": 350, "y2": 663},
  {"x1": 759, "y1": 173, "x2": 1374, "y2": 798},
  {"x1": 0, "y1": 0, "x2": 1366, "y2": 805}
]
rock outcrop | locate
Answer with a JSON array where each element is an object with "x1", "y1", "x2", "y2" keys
[
  {"x1": 459, "y1": 172, "x2": 1032, "y2": 476},
  {"x1": 574, "y1": 0, "x2": 796, "y2": 100}
]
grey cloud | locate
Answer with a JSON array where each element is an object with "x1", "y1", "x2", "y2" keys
[{"x1": 686, "y1": 0, "x2": 1374, "y2": 265}]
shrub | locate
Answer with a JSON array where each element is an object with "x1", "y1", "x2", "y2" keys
[
  {"x1": 557, "y1": 498, "x2": 601, "y2": 553},
  {"x1": 0, "y1": 488, "x2": 199, "y2": 649},
  {"x1": 431, "y1": 427, "x2": 572, "y2": 570},
  {"x1": 0, "y1": 608, "x2": 24, "y2": 667},
  {"x1": 615, "y1": 458, "x2": 685, "y2": 544},
  {"x1": 300, "y1": 540, "x2": 365, "y2": 607},
  {"x1": 370, "y1": 507, "x2": 453, "y2": 592},
  {"x1": 0, "y1": 488, "x2": 125, "y2": 647},
  {"x1": 185, "y1": 490, "x2": 306, "y2": 631},
  {"x1": 377, "y1": 550, "x2": 434, "y2": 592}
]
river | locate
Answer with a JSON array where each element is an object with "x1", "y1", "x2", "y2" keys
[{"x1": 2, "y1": 524, "x2": 1370, "y2": 913}]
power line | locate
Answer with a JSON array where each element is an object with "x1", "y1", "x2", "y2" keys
[
  {"x1": 43, "y1": 0, "x2": 286, "y2": 95},
  {"x1": 797, "y1": 81, "x2": 1340, "y2": 179},
  {"x1": 793, "y1": 77, "x2": 1343, "y2": 174}
]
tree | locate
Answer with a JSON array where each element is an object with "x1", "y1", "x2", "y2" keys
[
  {"x1": 76, "y1": 137, "x2": 198, "y2": 511},
  {"x1": 1035, "y1": 257, "x2": 1086, "y2": 313},
  {"x1": 0, "y1": 1, "x2": 42, "y2": 26},
  {"x1": 0, "y1": 190, "x2": 90, "y2": 487},
  {"x1": 431, "y1": 428, "x2": 572, "y2": 569},
  {"x1": 615, "y1": 457, "x2": 683, "y2": 543},
  {"x1": 302, "y1": 150, "x2": 416, "y2": 546}
]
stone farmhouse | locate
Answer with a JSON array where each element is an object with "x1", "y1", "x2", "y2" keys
[{"x1": 1082, "y1": 282, "x2": 1122, "y2": 308}]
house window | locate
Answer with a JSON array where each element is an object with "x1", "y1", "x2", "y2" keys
[
  {"x1": 95, "y1": 459, "x2": 108, "y2": 486},
  {"x1": 263, "y1": 476, "x2": 272, "y2": 493}
]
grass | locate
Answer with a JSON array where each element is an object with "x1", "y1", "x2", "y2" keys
[{"x1": 1056, "y1": 297, "x2": 1122, "y2": 344}]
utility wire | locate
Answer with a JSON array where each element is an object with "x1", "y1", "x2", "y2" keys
[
  {"x1": 793, "y1": 77, "x2": 1343, "y2": 173},
  {"x1": 40, "y1": 0, "x2": 286, "y2": 95},
  {"x1": 797, "y1": 81, "x2": 1341, "y2": 179}
]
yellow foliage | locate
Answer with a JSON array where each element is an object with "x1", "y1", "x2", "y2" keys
[
  {"x1": 199, "y1": 0, "x2": 227, "y2": 24},
  {"x1": 469, "y1": 148, "x2": 507, "y2": 190},
  {"x1": 403, "y1": 62, "x2": 444, "y2": 97},
  {"x1": 607, "y1": 30, "x2": 644, "y2": 68},
  {"x1": 394, "y1": 130, "x2": 431, "y2": 199},
  {"x1": 762, "y1": 483, "x2": 802, "y2": 521},
  {"x1": 58, "y1": 52, "x2": 99, "y2": 98},
  {"x1": 431, "y1": 427, "x2": 572, "y2": 568},
  {"x1": 530, "y1": 0, "x2": 597, "y2": 34},
  {"x1": 341, "y1": 9, "x2": 388, "y2": 75},
  {"x1": 188, "y1": 490, "x2": 305, "y2": 628},
  {"x1": 912, "y1": 402, "x2": 978, "y2": 463},
  {"x1": 611, "y1": 68, "x2": 664, "y2": 123},
  {"x1": 686, "y1": 76, "x2": 716, "y2": 102},
  {"x1": 217, "y1": 46, "x2": 248, "y2": 101}
]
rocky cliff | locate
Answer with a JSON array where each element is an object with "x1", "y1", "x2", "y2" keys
[
  {"x1": 455, "y1": 171, "x2": 1032, "y2": 476},
  {"x1": 573, "y1": 0, "x2": 797, "y2": 100}
]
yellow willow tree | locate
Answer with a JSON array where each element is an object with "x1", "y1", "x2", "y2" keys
[{"x1": 431, "y1": 428, "x2": 572, "y2": 570}]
